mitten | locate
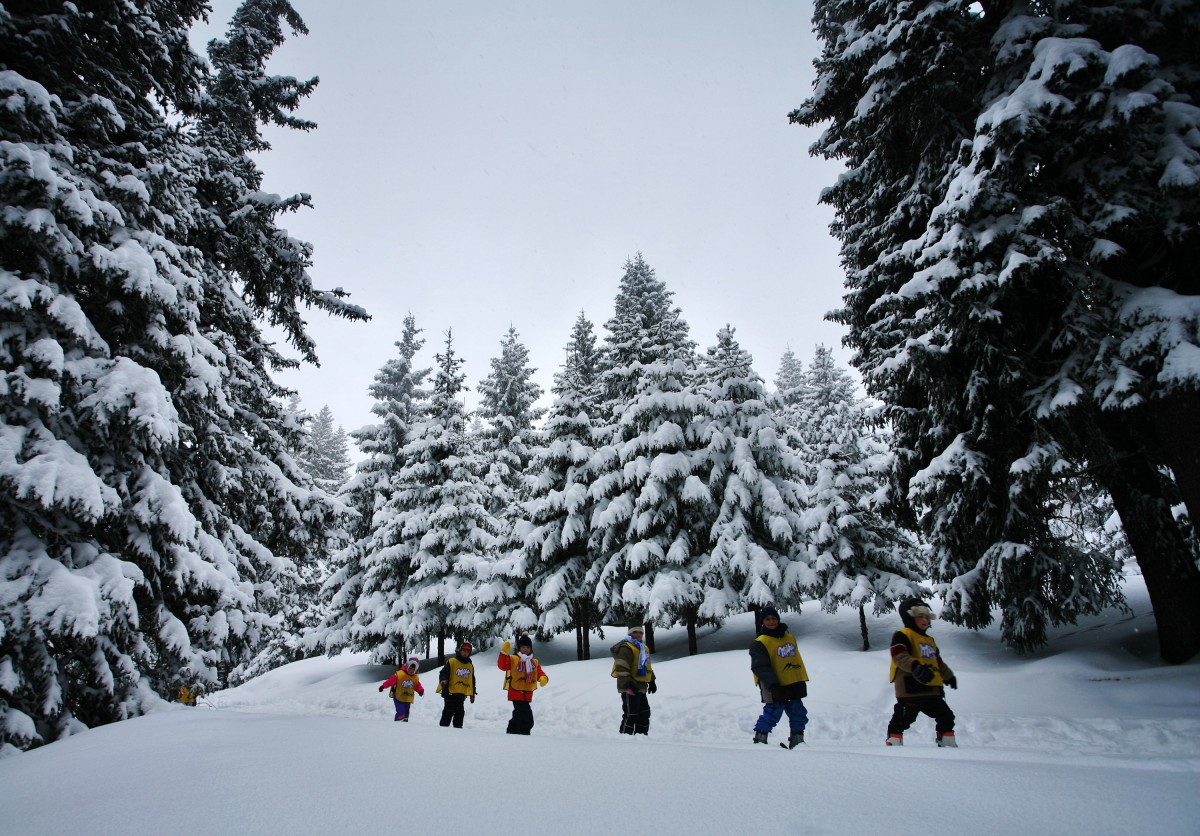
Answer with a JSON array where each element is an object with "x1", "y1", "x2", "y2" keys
[
  {"x1": 501, "y1": 641, "x2": 512, "y2": 654},
  {"x1": 647, "y1": 679, "x2": 657, "y2": 694},
  {"x1": 911, "y1": 664, "x2": 935, "y2": 685},
  {"x1": 944, "y1": 675, "x2": 958, "y2": 689},
  {"x1": 470, "y1": 695, "x2": 476, "y2": 703},
  {"x1": 378, "y1": 685, "x2": 386, "y2": 692}
]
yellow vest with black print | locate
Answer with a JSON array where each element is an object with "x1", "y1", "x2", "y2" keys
[
  {"x1": 889, "y1": 627, "x2": 944, "y2": 686},
  {"x1": 504, "y1": 655, "x2": 542, "y2": 692},
  {"x1": 390, "y1": 672, "x2": 420, "y2": 702},
  {"x1": 447, "y1": 660, "x2": 475, "y2": 695},
  {"x1": 753, "y1": 633, "x2": 809, "y2": 686},
  {"x1": 610, "y1": 640, "x2": 654, "y2": 683}
]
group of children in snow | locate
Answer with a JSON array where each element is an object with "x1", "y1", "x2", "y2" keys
[{"x1": 376, "y1": 598, "x2": 959, "y2": 747}]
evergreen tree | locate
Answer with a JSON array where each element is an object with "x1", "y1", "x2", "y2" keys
[
  {"x1": 686, "y1": 327, "x2": 812, "y2": 654},
  {"x1": 473, "y1": 326, "x2": 544, "y2": 632},
  {"x1": 302, "y1": 405, "x2": 352, "y2": 495},
  {"x1": 774, "y1": 345, "x2": 808, "y2": 406},
  {"x1": 588, "y1": 256, "x2": 700, "y2": 630},
  {"x1": 794, "y1": 0, "x2": 1195, "y2": 658},
  {"x1": 314, "y1": 315, "x2": 429, "y2": 657},
  {"x1": 390, "y1": 332, "x2": 498, "y2": 656},
  {"x1": 795, "y1": 346, "x2": 924, "y2": 645},
  {"x1": 512, "y1": 313, "x2": 604, "y2": 658},
  {"x1": 0, "y1": 0, "x2": 366, "y2": 749}
]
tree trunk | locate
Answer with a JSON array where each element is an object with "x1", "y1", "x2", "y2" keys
[
  {"x1": 436, "y1": 632, "x2": 446, "y2": 665},
  {"x1": 859, "y1": 603, "x2": 870, "y2": 651},
  {"x1": 644, "y1": 622, "x2": 656, "y2": 654},
  {"x1": 686, "y1": 614, "x2": 698, "y2": 656},
  {"x1": 1150, "y1": 387, "x2": 1200, "y2": 544},
  {"x1": 581, "y1": 603, "x2": 591, "y2": 660},
  {"x1": 1097, "y1": 411, "x2": 1200, "y2": 664}
]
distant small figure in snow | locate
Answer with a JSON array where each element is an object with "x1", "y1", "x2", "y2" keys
[
  {"x1": 750, "y1": 605, "x2": 810, "y2": 749},
  {"x1": 498, "y1": 634, "x2": 548, "y2": 735},
  {"x1": 436, "y1": 641, "x2": 477, "y2": 728},
  {"x1": 177, "y1": 681, "x2": 202, "y2": 706},
  {"x1": 886, "y1": 598, "x2": 958, "y2": 747},
  {"x1": 378, "y1": 656, "x2": 425, "y2": 722},
  {"x1": 611, "y1": 622, "x2": 656, "y2": 736}
]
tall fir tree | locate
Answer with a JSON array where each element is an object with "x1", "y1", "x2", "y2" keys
[
  {"x1": 314, "y1": 314, "x2": 429, "y2": 658},
  {"x1": 795, "y1": 346, "x2": 924, "y2": 648},
  {"x1": 301, "y1": 405, "x2": 352, "y2": 496},
  {"x1": 511, "y1": 313, "x2": 604, "y2": 658},
  {"x1": 793, "y1": 0, "x2": 1193, "y2": 657},
  {"x1": 473, "y1": 326, "x2": 544, "y2": 632},
  {"x1": 390, "y1": 331, "x2": 498, "y2": 657},
  {"x1": 0, "y1": 0, "x2": 366, "y2": 749},
  {"x1": 588, "y1": 256, "x2": 700, "y2": 631},
  {"x1": 685, "y1": 327, "x2": 812, "y2": 654}
]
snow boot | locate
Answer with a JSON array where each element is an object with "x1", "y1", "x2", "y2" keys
[
  {"x1": 782, "y1": 731, "x2": 805, "y2": 749},
  {"x1": 886, "y1": 733, "x2": 903, "y2": 747},
  {"x1": 936, "y1": 732, "x2": 957, "y2": 748},
  {"x1": 753, "y1": 730, "x2": 769, "y2": 745}
]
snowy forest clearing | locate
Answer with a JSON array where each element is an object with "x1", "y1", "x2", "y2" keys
[{"x1": 2, "y1": 576, "x2": 1197, "y2": 836}]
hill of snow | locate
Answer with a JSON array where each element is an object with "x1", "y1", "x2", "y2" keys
[{"x1": 2, "y1": 576, "x2": 1197, "y2": 835}]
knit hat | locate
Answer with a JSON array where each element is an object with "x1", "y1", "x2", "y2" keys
[
  {"x1": 627, "y1": 622, "x2": 644, "y2": 635},
  {"x1": 898, "y1": 598, "x2": 936, "y2": 630},
  {"x1": 516, "y1": 634, "x2": 533, "y2": 651},
  {"x1": 459, "y1": 641, "x2": 473, "y2": 654},
  {"x1": 404, "y1": 656, "x2": 420, "y2": 674},
  {"x1": 760, "y1": 605, "x2": 780, "y2": 621}
]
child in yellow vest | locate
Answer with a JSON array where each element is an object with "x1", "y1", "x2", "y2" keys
[
  {"x1": 378, "y1": 656, "x2": 425, "y2": 722},
  {"x1": 436, "y1": 641, "x2": 476, "y2": 728},
  {"x1": 749, "y1": 606, "x2": 809, "y2": 749},
  {"x1": 886, "y1": 598, "x2": 958, "y2": 747},
  {"x1": 497, "y1": 634, "x2": 549, "y2": 735}
]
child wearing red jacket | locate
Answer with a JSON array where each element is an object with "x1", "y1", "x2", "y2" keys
[
  {"x1": 497, "y1": 634, "x2": 548, "y2": 735},
  {"x1": 378, "y1": 656, "x2": 425, "y2": 722}
]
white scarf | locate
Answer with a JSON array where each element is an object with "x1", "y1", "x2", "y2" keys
[{"x1": 517, "y1": 651, "x2": 536, "y2": 674}]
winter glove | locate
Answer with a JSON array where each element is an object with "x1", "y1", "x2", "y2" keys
[
  {"x1": 501, "y1": 641, "x2": 512, "y2": 654},
  {"x1": 944, "y1": 675, "x2": 958, "y2": 689},
  {"x1": 624, "y1": 683, "x2": 637, "y2": 695},
  {"x1": 910, "y1": 664, "x2": 935, "y2": 685},
  {"x1": 470, "y1": 695, "x2": 475, "y2": 703},
  {"x1": 647, "y1": 679, "x2": 657, "y2": 694},
  {"x1": 769, "y1": 684, "x2": 785, "y2": 703},
  {"x1": 378, "y1": 685, "x2": 386, "y2": 692}
]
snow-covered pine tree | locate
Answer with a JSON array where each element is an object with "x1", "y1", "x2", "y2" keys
[
  {"x1": 774, "y1": 345, "x2": 808, "y2": 407},
  {"x1": 190, "y1": 0, "x2": 366, "y2": 684},
  {"x1": 473, "y1": 326, "x2": 544, "y2": 634},
  {"x1": 314, "y1": 314, "x2": 429, "y2": 660},
  {"x1": 302, "y1": 405, "x2": 352, "y2": 496},
  {"x1": 390, "y1": 331, "x2": 498, "y2": 658},
  {"x1": 512, "y1": 313, "x2": 605, "y2": 659},
  {"x1": 793, "y1": 0, "x2": 1196, "y2": 658},
  {"x1": 795, "y1": 345, "x2": 924, "y2": 648},
  {"x1": 0, "y1": 0, "x2": 365, "y2": 750},
  {"x1": 686, "y1": 327, "x2": 812, "y2": 655},
  {"x1": 588, "y1": 256, "x2": 701, "y2": 637}
]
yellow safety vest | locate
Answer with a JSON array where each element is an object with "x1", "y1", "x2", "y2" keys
[
  {"x1": 889, "y1": 627, "x2": 944, "y2": 686},
  {"x1": 504, "y1": 655, "x2": 542, "y2": 692},
  {"x1": 446, "y1": 659, "x2": 475, "y2": 695},
  {"x1": 610, "y1": 640, "x2": 654, "y2": 683},
  {"x1": 390, "y1": 671, "x2": 420, "y2": 702},
  {"x1": 753, "y1": 633, "x2": 809, "y2": 686}
]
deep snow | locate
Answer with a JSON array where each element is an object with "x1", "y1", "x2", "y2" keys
[{"x1": 2, "y1": 576, "x2": 1197, "y2": 835}]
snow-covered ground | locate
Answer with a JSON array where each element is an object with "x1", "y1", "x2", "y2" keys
[{"x1": 2, "y1": 576, "x2": 1198, "y2": 835}]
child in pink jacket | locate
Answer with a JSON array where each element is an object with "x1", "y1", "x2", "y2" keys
[{"x1": 378, "y1": 656, "x2": 425, "y2": 721}]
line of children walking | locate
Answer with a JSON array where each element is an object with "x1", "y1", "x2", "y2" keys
[{"x1": 372, "y1": 597, "x2": 959, "y2": 748}]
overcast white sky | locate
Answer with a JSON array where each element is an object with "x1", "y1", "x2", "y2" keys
[{"x1": 194, "y1": 1, "x2": 849, "y2": 442}]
